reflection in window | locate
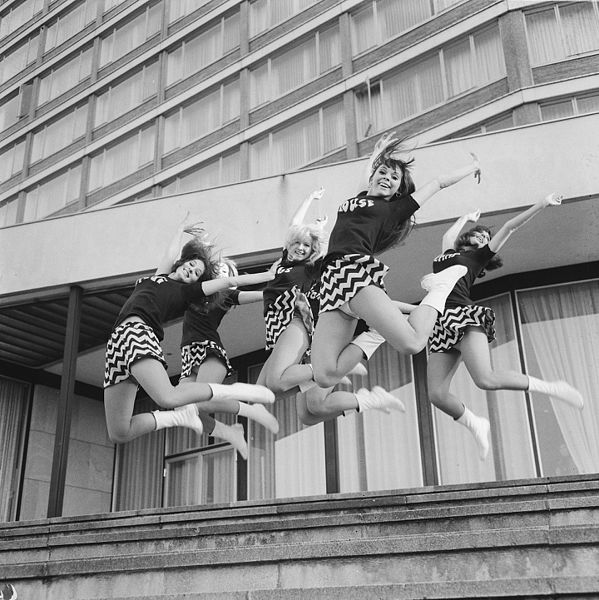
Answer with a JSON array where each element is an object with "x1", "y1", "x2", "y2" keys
[
  {"x1": 526, "y1": 2, "x2": 599, "y2": 67},
  {"x1": 88, "y1": 125, "x2": 155, "y2": 191},
  {"x1": 337, "y1": 344, "x2": 423, "y2": 492},
  {"x1": 163, "y1": 80, "x2": 240, "y2": 153},
  {"x1": 0, "y1": 31, "x2": 39, "y2": 84},
  {"x1": 0, "y1": 0, "x2": 44, "y2": 39},
  {"x1": 249, "y1": 101, "x2": 345, "y2": 178},
  {"x1": 0, "y1": 196, "x2": 19, "y2": 228},
  {"x1": 37, "y1": 46, "x2": 93, "y2": 106},
  {"x1": 355, "y1": 25, "x2": 505, "y2": 139},
  {"x1": 44, "y1": 0, "x2": 97, "y2": 53},
  {"x1": 166, "y1": 12, "x2": 240, "y2": 87},
  {"x1": 249, "y1": 0, "x2": 316, "y2": 37},
  {"x1": 161, "y1": 152, "x2": 240, "y2": 195},
  {"x1": 250, "y1": 25, "x2": 340, "y2": 108},
  {"x1": 100, "y1": 2, "x2": 161, "y2": 67},
  {"x1": 23, "y1": 163, "x2": 82, "y2": 222},
  {"x1": 31, "y1": 104, "x2": 88, "y2": 163},
  {"x1": 434, "y1": 294, "x2": 536, "y2": 485},
  {"x1": 518, "y1": 281, "x2": 599, "y2": 476},
  {"x1": 0, "y1": 139, "x2": 26, "y2": 183},
  {"x1": 94, "y1": 60, "x2": 159, "y2": 127}
]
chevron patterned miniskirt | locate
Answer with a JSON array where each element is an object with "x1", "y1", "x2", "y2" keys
[
  {"x1": 265, "y1": 286, "x2": 315, "y2": 350},
  {"x1": 104, "y1": 321, "x2": 167, "y2": 387},
  {"x1": 180, "y1": 340, "x2": 232, "y2": 379},
  {"x1": 319, "y1": 254, "x2": 389, "y2": 314},
  {"x1": 429, "y1": 304, "x2": 496, "y2": 353}
]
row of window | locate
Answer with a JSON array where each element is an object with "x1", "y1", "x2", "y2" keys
[{"x1": 1, "y1": 22, "x2": 506, "y2": 197}]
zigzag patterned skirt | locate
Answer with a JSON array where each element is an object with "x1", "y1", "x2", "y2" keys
[
  {"x1": 429, "y1": 304, "x2": 496, "y2": 353},
  {"x1": 265, "y1": 287, "x2": 315, "y2": 351},
  {"x1": 104, "y1": 321, "x2": 167, "y2": 388},
  {"x1": 180, "y1": 341, "x2": 232, "y2": 379},
  {"x1": 319, "y1": 254, "x2": 389, "y2": 314}
]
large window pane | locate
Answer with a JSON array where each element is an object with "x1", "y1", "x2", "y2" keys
[
  {"x1": 0, "y1": 378, "x2": 29, "y2": 522},
  {"x1": 518, "y1": 281, "x2": 599, "y2": 476},
  {"x1": 434, "y1": 294, "x2": 537, "y2": 485},
  {"x1": 526, "y1": 8, "x2": 565, "y2": 66},
  {"x1": 31, "y1": 104, "x2": 88, "y2": 163},
  {"x1": 378, "y1": 0, "x2": 431, "y2": 39},
  {"x1": 351, "y1": 3, "x2": 376, "y2": 55},
  {"x1": 0, "y1": 139, "x2": 26, "y2": 183},
  {"x1": 445, "y1": 37, "x2": 473, "y2": 97},
  {"x1": 95, "y1": 60, "x2": 158, "y2": 127},
  {"x1": 0, "y1": 196, "x2": 19, "y2": 228},
  {"x1": 338, "y1": 345, "x2": 423, "y2": 492},
  {"x1": 23, "y1": 164, "x2": 82, "y2": 222},
  {"x1": 247, "y1": 368, "x2": 325, "y2": 500},
  {"x1": 0, "y1": 31, "x2": 39, "y2": 84},
  {"x1": 0, "y1": 0, "x2": 44, "y2": 39},
  {"x1": 100, "y1": 3, "x2": 161, "y2": 67},
  {"x1": 38, "y1": 47, "x2": 93, "y2": 106},
  {"x1": 560, "y1": 2, "x2": 599, "y2": 57},
  {"x1": 473, "y1": 25, "x2": 505, "y2": 85},
  {"x1": 540, "y1": 100, "x2": 574, "y2": 122},
  {"x1": 0, "y1": 91, "x2": 21, "y2": 132},
  {"x1": 89, "y1": 125, "x2": 155, "y2": 191},
  {"x1": 44, "y1": 0, "x2": 97, "y2": 53}
]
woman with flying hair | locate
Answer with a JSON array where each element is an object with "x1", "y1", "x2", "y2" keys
[
  {"x1": 307, "y1": 132, "x2": 481, "y2": 415},
  {"x1": 427, "y1": 197, "x2": 583, "y2": 460}
]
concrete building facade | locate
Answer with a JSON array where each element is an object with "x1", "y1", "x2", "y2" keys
[{"x1": 0, "y1": 0, "x2": 598, "y2": 523}]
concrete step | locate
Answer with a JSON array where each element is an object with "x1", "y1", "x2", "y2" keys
[{"x1": 2, "y1": 476, "x2": 598, "y2": 599}]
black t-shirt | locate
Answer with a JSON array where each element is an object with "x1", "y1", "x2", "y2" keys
[
  {"x1": 181, "y1": 289, "x2": 240, "y2": 348},
  {"x1": 432, "y1": 245, "x2": 496, "y2": 307},
  {"x1": 263, "y1": 249, "x2": 322, "y2": 315},
  {"x1": 115, "y1": 275, "x2": 207, "y2": 340},
  {"x1": 325, "y1": 191, "x2": 420, "y2": 261}
]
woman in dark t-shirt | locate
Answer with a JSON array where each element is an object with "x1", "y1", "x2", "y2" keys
[
  {"x1": 103, "y1": 219, "x2": 276, "y2": 446},
  {"x1": 308, "y1": 133, "x2": 480, "y2": 416},
  {"x1": 427, "y1": 196, "x2": 584, "y2": 461}
]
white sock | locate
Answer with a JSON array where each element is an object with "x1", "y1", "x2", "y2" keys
[
  {"x1": 420, "y1": 265, "x2": 468, "y2": 313},
  {"x1": 211, "y1": 421, "x2": 248, "y2": 459},
  {"x1": 350, "y1": 330, "x2": 385, "y2": 360},
  {"x1": 238, "y1": 402, "x2": 279, "y2": 434},
  {"x1": 209, "y1": 382, "x2": 275, "y2": 404},
  {"x1": 152, "y1": 405, "x2": 203, "y2": 435},
  {"x1": 527, "y1": 377, "x2": 584, "y2": 409},
  {"x1": 355, "y1": 386, "x2": 406, "y2": 414},
  {"x1": 456, "y1": 406, "x2": 490, "y2": 460}
]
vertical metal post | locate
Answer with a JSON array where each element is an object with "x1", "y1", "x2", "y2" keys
[{"x1": 47, "y1": 286, "x2": 82, "y2": 518}]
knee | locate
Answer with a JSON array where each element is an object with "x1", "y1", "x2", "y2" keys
[
  {"x1": 264, "y1": 374, "x2": 287, "y2": 395},
  {"x1": 107, "y1": 425, "x2": 133, "y2": 445},
  {"x1": 471, "y1": 372, "x2": 498, "y2": 390},
  {"x1": 400, "y1": 338, "x2": 427, "y2": 355},
  {"x1": 428, "y1": 387, "x2": 446, "y2": 407},
  {"x1": 296, "y1": 403, "x2": 319, "y2": 426},
  {"x1": 313, "y1": 366, "x2": 338, "y2": 389}
]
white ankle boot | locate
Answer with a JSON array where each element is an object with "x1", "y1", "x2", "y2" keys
[
  {"x1": 420, "y1": 265, "x2": 467, "y2": 313},
  {"x1": 527, "y1": 377, "x2": 584, "y2": 409},
  {"x1": 153, "y1": 405, "x2": 203, "y2": 435},
  {"x1": 356, "y1": 386, "x2": 406, "y2": 414},
  {"x1": 238, "y1": 403, "x2": 279, "y2": 434},
  {"x1": 209, "y1": 382, "x2": 275, "y2": 404},
  {"x1": 211, "y1": 421, "x2": 248, "y2": 459},
  {"x1": 456, "y1": 407, "x2": 490, "y2": 460}
]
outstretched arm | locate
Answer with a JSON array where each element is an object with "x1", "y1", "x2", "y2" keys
[
  {"x1": 441, "y1": 209, "x2": 481, "y2": 252},
  {"x1": 237, "y1": 291, "x2": 264, "y2": 305},
  {"x1": 412, "y1": 153, "x2": 481, "y2": 208},
  {"x1": 201, "y1": 259, "x2": 280, "y2": 296},
  {"x1": 155, "y1": 214, "x2": 205, "y2": 275},
  {"x1": 290, "y1": 187, "x2": 325, "y2": 227},
  {"x1": 488, "y1": 193, "x2": 563, "y2": 253}
]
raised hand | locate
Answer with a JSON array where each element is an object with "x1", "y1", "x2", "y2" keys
[
  {"x1": 469, "y1": 152, "x2": 481, "y2": 184},
  {"x1": 544, "y1": 193, "x2": 563, "y2": 206},
  {"x1": 465, "y1": 208, "x2": 481, "y2": 223},
  {"x1": 310, "y1": 187, "x2": 325, "y2": 201}
]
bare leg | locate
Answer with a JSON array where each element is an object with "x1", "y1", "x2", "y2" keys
[
  {"x1": 258, "y1": 318, "x2": 313, "y2": 393},
  {"x1": 458, "y1": 328, "x2": 529, "y2": 390},
  {"x1": 104, "y1": 378, "x2": 155, "y2": 443},
  {"x1": 426, "y1": 350, "x2": 463, "y2": 419}
]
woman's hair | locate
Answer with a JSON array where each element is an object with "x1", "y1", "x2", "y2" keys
[
  {"x1": 284, "y1": 222, "x2": 328, "y2": 265},
  {"x1": 173, "y1": 237, "x2": 219, "y2": 282},
  {"x1": 455, "y1": 225, "x2": 504, "y2": 277},
  {"x1": 368, "y1": 136, "x2": 417, "y2": 253}
]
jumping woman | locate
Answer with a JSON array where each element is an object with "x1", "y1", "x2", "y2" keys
[
  {"x1": 103, "y1": 217, "x2": 276, "y2": 445},
  {"x1": 310, "y1": 133, "x2": 480, "y2": 413},
  {"x1": 426, "y1": 195, "x2": 584, "y2": 460}
]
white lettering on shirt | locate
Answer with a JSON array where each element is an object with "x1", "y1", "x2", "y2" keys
[{"x1": 338, "y1": 197, "x2": 375, "y2": 213}]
